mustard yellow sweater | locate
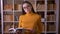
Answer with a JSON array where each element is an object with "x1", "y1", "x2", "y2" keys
[{"x1": 18, "y1": 12, "x2": 43, "y2": 34}]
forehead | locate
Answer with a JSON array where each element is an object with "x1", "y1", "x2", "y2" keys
[{"x1": 23, "y1": 3, "x2": 30, "y2": 7}]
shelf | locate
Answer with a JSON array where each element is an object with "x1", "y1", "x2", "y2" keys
[
  {"x1": 47, "y1": 10, "x2": 55, "y2": 12},
  {"x1": 3, "y1": 10, "x2": 13, "y2": 12},
  {"x1": 46, "y1": 21, "x2": 56, "y2": 22},
  {"x1": 3, "y1": 21, "x2": 14, "y2": 23},
  {"x1": 3, "y1": 0, "x2": 13, "y2": 4},
  {"x1": 46, "y1": 31, "x2": 56, "y2": 33},
  {"x1": 3, "y1": 21, "x2": 19, "y2": 23},
  {"x1": 14, "y1": 21, "x2": 18, "y2": 23},
  {"x1": 37, "y1": 10, "x2": 46, "y2": 12},
  {"x1": 3, "y1": 10, "x2": 13, "y2": 14},
  {"x1": 3, "y1": 31, "x2": 56, "y2": 34},
  {"x1": 47, "y1": 0, "x2": 55, "y2": 1},
  {"x1": 41, "y1": 31, "x2": 56, "y2": 34},
  {"x1": 37, "y1": 0, "x2": 45, "y2": 1},
  {"x1": 37, "y1": 10, "x2": 55, "y2": 12},
  {"x1": 14, "y1": 10, "x2": 22, "y2": 12},
  {"x1": 3, "y1": 12, "x2": 13, "y2": 15},
  {"x1": 47, "y1": 33, "x2": 56, "y2": 34},
  {"x1": 3, "y1": 22, "x2": 13, "y2": 24},
  {"x1": 12, "y1": 20, "x2": 45, "y2": 23},
  {"x1": 3, "y1": 32, "x2": 16, "y2": 34}
]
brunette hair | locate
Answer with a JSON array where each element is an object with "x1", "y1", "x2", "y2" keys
[{"x1": 22, "y1": 1, "x2": 35, "y2": 15}]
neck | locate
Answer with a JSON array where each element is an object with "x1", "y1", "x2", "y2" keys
[
  {"x1": 25, "y1": 11, "x2": 34, "y2": 16},
  {"x1": 26, "y1": 11, "x2": 33, "y2": 14}
]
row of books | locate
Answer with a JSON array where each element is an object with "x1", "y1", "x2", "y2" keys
[
  {"x1": 14, "y1": 4, "x2": 22, "y2": 10},
  {"x1": 4, "y1": 4, "x2": 36, "y2": 11},
  {"x1": 42, "y1": 22, "x2": 56, "y2": 31},
  {"x1": 4, "y1": 4, "x2": 13, "y2": 10},
  {"x1": 3, "y1": 15, "x2": 19, "y2": 21},
  {"x1": 4, "y1": 4, "x2": 22, "y2": 10},
  {"x1": 4, "y1": 23, "x2": 13, "y2": 33},
  {"x1": 36, "y1": 4, "x2": 46, "y2": 10},
  {"x1": 47, "y1": 15, "x2": 55, "y2": 21},
  {"x1": 3, "y1": 15, "x2": 13, "y2": 21},
  {"x1": 4, "y1": 4, "x2": 56, "y2": 11},
  {"x1": 47, "y1": 4, "x2": 56, "y2": 10},
  {"x1": 4, "y1": 21, "x2": 18, "y2": 33},
  {"x1": 47, "y1": 23, "x2": 56, "y2": 31},
  {"x1": 36, "y1": 4, "x2": 56, "y2": 10}
]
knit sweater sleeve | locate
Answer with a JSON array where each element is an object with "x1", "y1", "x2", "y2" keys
[
  {"x1": 18, "y1": 15, "x2": 23, "y2": 28},
  {"x1": 37, "y1": 15, "x2": 43, "y2": 33}
]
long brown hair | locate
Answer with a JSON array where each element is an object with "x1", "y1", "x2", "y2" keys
[{"x1": 22, "y1": 1, "x2": 35, "y2": 15}]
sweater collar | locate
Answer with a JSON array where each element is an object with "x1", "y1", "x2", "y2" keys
[{"x1": 25, "y1": 12, "x2": 34, "y2": 16}]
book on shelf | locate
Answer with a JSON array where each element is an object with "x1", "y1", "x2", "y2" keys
[
  {"x1": 14, "y1": 22, "x2": 18, "y2": 28},
  {"x1": 47, "y1": 4, "x2": 56, "y2": 10},
  {"x1": 4, "y1": 23, "x2": 11, "y2": 33},
  {"x1": 47, "y1": 23, "x2": 56, "y2": 31},
  {"x1": 36, "y1": 4, "x2": 45, "y2": 10},
  {"x1": 36, "y1": 1, "x2": 45, "y2": 10},
  {"x1": 4, "y1": 23, "x2": 15, "y2": 33},
  {"x1": 3, "y1": 15, "x2": 13, "y2": 21},
  {"x1": 48, "y1": 25, "x2": 56, "y2": 31},
  {"x1": 4, "y1": 4, "x2": 13, "y2": 10},
  {"x1": 14, "y1": 16, "x2": 19, "y2": 21},
  {"x1": 42, "y1": 23, "x2": 45, "y2": 31},
  {"x1": 47, "y1": 15, "x2": 55, "y2": 21},
  {"x1": 53, "y1": 4, "x2": 56, "y2": 10},
  {"x1": 47, "y1": 4, "x2": 54, "y2": 10},
  {"x1": 14, "y1": 4, "x2": 22, "y2": 10}
]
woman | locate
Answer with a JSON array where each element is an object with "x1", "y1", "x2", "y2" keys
[{"x1": 18, "y1": 1, "x2": 43, "y2": 34}]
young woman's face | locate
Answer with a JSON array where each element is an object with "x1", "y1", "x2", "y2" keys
[{"x1": 23, "y1": 3, "x2": 32, "y2": 13}]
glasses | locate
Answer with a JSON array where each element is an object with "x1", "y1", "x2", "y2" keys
[{"x1": 23, "y1": 5, "x2": 31, "y2": 9}]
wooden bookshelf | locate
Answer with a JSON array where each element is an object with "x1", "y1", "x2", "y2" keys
[
  {"x1": 0, "y1": 1, "x2": 1, "y2": 33},
  {"x1": 1, "y1": 0, "x2": 59, "y2": 34}
]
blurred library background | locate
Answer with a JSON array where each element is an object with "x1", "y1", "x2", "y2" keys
[{"x1": 0, "y1": 0, "x2": 60, "y2": 34}]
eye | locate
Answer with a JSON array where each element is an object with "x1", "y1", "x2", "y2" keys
[
  {"x1": 23, "y1": 5, "x2": 31, "y2": 9},
  {"x1": 23, "y1": 6, "x2": 26, "y2": 9},
  {"x1": 27, "y1": 5, "x2": 30, "y2": 7}
]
